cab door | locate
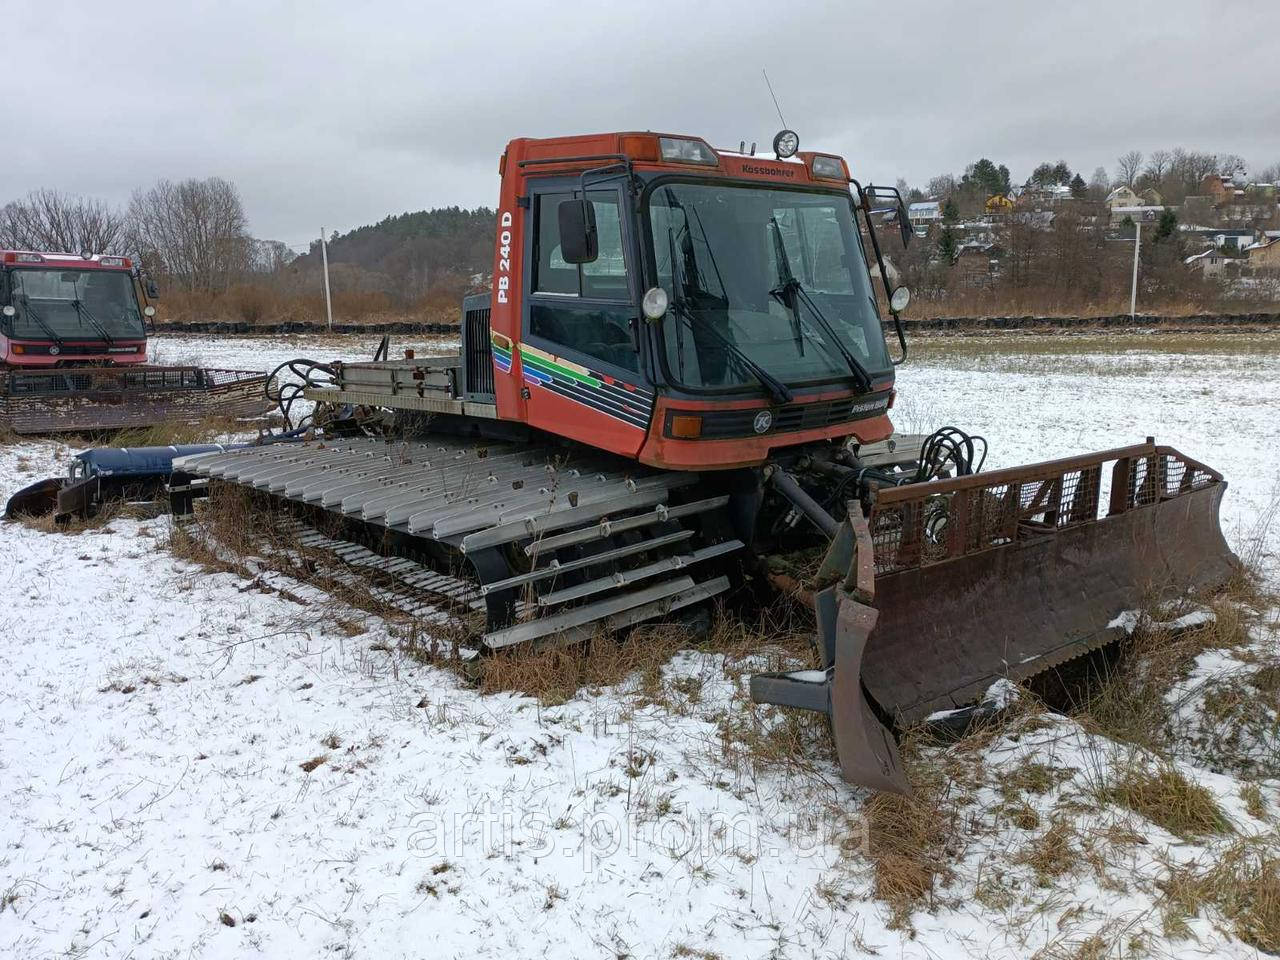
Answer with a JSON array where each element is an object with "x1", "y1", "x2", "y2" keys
[{"x1": 519, "y1": 184, "x2": 654, "y2": 457}]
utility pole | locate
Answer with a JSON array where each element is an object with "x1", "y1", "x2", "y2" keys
[
  {"x1": 1129, "y1": 221, "x2": 1141, "y2": 319},
  {"x1": 320, "y1": 227, "x2": 334, "y2": 331}
]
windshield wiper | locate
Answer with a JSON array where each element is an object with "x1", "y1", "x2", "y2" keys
[
  {"x1": 16, "y1": 299, "x2": 62, "y2": 347},
  {"x1": 71, "y1": 300, "x2": 114, "y2": 345},
  {"x1": 666, "y1": 223, "x2": 792, "y2": 405},
  {"x1": 768, "y1": 218, "x2": 873, "y2": 393}
]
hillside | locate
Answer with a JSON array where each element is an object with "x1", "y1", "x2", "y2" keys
[{"x1": 288, "y1": 206, "x2": 496, "y2": 303}]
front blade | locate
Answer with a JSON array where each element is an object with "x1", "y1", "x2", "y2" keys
[{"x1": 863, "y1": 443, "x2": 1236, "y2": 723}]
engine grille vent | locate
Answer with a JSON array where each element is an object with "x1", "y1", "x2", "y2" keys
[{"x1": 462, "y1": 294, "x2": 494, "y2": 401}]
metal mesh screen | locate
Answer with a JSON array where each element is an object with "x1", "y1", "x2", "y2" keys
[{"x1": 870, "y1": 447, "x2": 1217, "y2": 576}]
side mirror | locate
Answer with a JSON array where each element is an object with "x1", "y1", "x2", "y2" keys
[
  {"x1": 145, "y1": 280, "x2": 160, "y2": 299},
  {"x1": 558, "y1": 199, "x2": 598, "y2": 265},
  {"x1": 890, "y1": 286, "x2": 911, "y2": 313},
  {"x1": 897, "y1": 200, "x2": 913, "y2": 247}
]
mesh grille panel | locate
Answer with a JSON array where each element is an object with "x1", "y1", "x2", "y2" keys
[{"x1": 870, "y1": 448, "x2": 1217, "y2": 576}]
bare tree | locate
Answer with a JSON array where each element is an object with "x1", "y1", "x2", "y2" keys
[
  {"x1": 0, "y1": 189, "x2": 129, "y2": 254},
  {"x1": 1258, "y1": 162, "x2": 1280, "y2": 184},
  {"x1": 128, "y1": 177, "x2": 252, "y2": 291},
  {"x1": 251, "y1": 239, "x2": 298, "y2": 273},
  {"x1": 1142, "y1": 149, "x2": 1171, "y2": 185},
  {"x1": 926, "y1": 173, "x2": 957, "y2": 199},
  {"x1": 1218, "y1": 153, "x2": 1247, "y2": 180},
  {"x1": 1116, "y1": 150, "x2": 1143, "y2": 188},
  {"x1": 1168, "y1": 149, "x2": 1220, "y2": 202}
]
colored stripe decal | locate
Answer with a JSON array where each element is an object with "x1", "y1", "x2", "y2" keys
[{"x1": 512, "y1": 342, "x2": 653, "y2": 430}]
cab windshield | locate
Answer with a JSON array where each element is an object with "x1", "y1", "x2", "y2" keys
[
  {"x1": 647, "y1": 181, "x2": 889, "y2": 391},
  {"x1": 7, "y1": 268, "x2": 146, "y2": 340}
]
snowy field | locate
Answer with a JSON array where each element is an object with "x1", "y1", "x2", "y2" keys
[{"x1": 1, "y1": 331, "x2": 1278, "y2": 959}]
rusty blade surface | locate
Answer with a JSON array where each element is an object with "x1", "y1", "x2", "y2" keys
[
  {"x1": 862, "y1": 445, "x2": 1236, "y2": 723},
  {"x1": 1, "y1": 367, "x2": 273, "y2": 434},
  {"x1": 827, "y1": 506, "x2": 911, "y2": 794}
]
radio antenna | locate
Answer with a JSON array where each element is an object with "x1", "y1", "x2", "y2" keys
[{"x1": 762, "y1": 69, "x2": 787, "y2": 128}]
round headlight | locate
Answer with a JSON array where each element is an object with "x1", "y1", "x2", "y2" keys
[
  {"x1": 144, "y1": 306, "x2": 157, "y2": 317},
  {"x1": 641, "y1": 286, "x2": 669, "y2": 321},
  {"x1": 773, "y1": 129, "x2": 799, "y2": 159},
  {"x1": 2, "y1": 305, "x2": 14, "y2": 317},
  {"x1": 890, "y1": 286, "x2": 911, "y2": 313}
]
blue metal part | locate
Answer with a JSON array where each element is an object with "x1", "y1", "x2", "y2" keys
[
  {"x1": 72, "y1": 444, "x2": 249, "y2": 479},
  {"x1": 69, "y1": 430, "x2": 308, "y2": 481}
]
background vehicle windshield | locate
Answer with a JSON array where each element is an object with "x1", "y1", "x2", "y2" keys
[
  {"x1": 648, "y1": 181, "x2": 890, "y2": 391},
  {"x1": 7, "y1": 269, "x2": 145, "y2": 339}
]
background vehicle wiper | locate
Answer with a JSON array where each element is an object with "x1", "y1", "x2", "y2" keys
[
  {"x1": 72, "y1": 300, "x2": 114, "y2": 345},
  {"x1": 768, "y1": 218, "x2": 872, "y2": 393},
  {"x1": 17, "y1": 299, "x2": 62, "y2": 347}
]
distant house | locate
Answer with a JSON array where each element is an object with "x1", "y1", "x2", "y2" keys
[
  {"x1": 1138, "y1": 187, "x2": 1164, "y2": 207},
  {"x1": 1180, "y1": 196, "x2": 1215, "y2": 226},
  {"x1": 1200, "y1": 174, "x2": 1238, "y2": 206},
  {"x1": 984, "y1": 194, "x2": 1014, "y2": 216},
  {"x1": 1014, "y1": 210, "x2": 1056, "y2": 229},
  {"x1": 955, "y1": 241, "x2": 1003, "y2": 285},
  {"x1": 1182, "y1": 228, "x2": 1259, "y2": 251},
  {"x1": 1246, "y1": 236, "x2": 1280, "y2": 272},
  {"x1": 908, "y1": 201, "x2": 942, "y2": 230},
  {"x1": 1105, "y1": 186, "x2": 1142, "y2": 209},
  {"x1": 1109, "y1": 205, "x2": 1164, "y2": 227},
  {"x1": 1184, "y1": 246, "x2": 1229, "y2": 277}
]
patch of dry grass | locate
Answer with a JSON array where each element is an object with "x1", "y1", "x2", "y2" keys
[
  {"x1": 1077, "y1": 584, "x2": 1260, "y2": 755},
  {"x1": 104, "y1": 415, "x2": 245, "y2": 449},
  {"x1": 1095, "y1": 761, "x2": 1231, "y2": 840},
  {"x1": 1161, "y1": 837, "x2": 1280, "y2": 954},
  {"x1": 169, "y1": 480, "x2": 413, "y2": 640},
  {"x1": 1014, "y1": 819, "x2": 1078, "y2": 886},
  {"x1": 14, "y1": 497, "x2": 126, "y2": 533},
  {"x1": 1241, "y1": 783, "x2": 1268, "y2": 821},
  {"x1": 864, "y1": 785, "x2": 953, "y2": 926}
]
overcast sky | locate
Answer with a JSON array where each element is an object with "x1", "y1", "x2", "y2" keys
[{"x1": 12, "y1": 1, "x2": 1280, "y2": 249}]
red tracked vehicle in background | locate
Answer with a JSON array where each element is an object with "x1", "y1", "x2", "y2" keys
[
  {"x1": 0, "y1": 249, "x2": 270, "y2": 433},
  {"x1": 169, "y1": 130, "x2": 1235, "y2": 794}
]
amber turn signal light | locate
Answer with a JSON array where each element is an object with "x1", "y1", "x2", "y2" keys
[{"x1": 668, "y1": 415, "x2": 703, "y2": 439}]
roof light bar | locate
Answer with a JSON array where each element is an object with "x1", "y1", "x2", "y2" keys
[
  {"x1": 98, "y1": 256, "x2": 128, "y2": 267},
  {"x1": 13, "y1": 253, "x2": 44, "y2": 263},
  {"x1": 658, "y1": 137, "x2": 718, "y2": 166}
]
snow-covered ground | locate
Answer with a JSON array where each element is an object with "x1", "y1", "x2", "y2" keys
[{"x1": 1, "y1": 332, "x2": 1278, "y2": 959}]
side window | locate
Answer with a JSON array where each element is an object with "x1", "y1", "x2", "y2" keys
[
  {"x1": 533, "y1": 192, "x2": 629, "y2": 300},
  {"x1": 580, "y1": 200, "x2": 627, "y2": 298},
  {"x1": 535, "y1": 192, "x2": 578, "y2": 295},
  {"x1": 529, "y1": 190, "x2": 639, "y2": 375}
]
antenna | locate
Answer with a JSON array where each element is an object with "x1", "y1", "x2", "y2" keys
[{"x1": 762, "y1": 69, "x2": 787, "y2": 129}]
